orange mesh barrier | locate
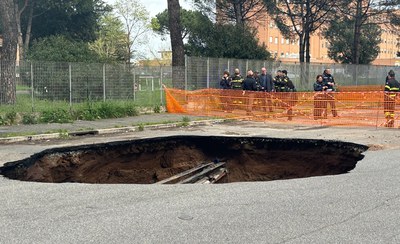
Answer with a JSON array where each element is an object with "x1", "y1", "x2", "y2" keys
[
  {"x1": 164, "y1": 87, "x2": 186, "y2": 113},
  {"x1": 164, "y1": 87, "x2": 400, "y2": 128},
  {"x1": 337, "y1": 85, "x2": 384, "y2": 92}
]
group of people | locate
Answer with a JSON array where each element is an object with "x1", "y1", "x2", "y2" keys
[
  {"x1": 219, "y1": 67, "x2": 400, "y2": 126},
  {"x1": 312, "y1": 69, "x2": 338, "y2": 119},
  {"x1": 219, "y1": 67, "x2": 295, "y2": 93},
  {"x1": 219, "y1": 67, "x2": 297, "y2": 118}
]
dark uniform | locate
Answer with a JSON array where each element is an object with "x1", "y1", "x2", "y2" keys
[
  {"x1": 322, "y1": 71, "x2": 338, "y2": 117},
  {"x1": 231, "y1": 74, "x2": 243, "y2": 90},
  {"x1": 219, "y1": 72, "x2": 232, "y2": 112},
  {"x1": 231, "y1": 72, "x2": 244, "y2": 110},
  {"x1": 274, "y1": 70, "x2": 297, "y2": 120},
  {"x1": 313, "y1": 77, "x2": 327, "y2": 119},
  {"x1": 384, "y1": 71, "x2": 400, "y2": 127},
  {"x1": 259, "y1": 71, "x2": 274, "y2": 112},
  {"x1": 242, "y1": 74, "x2": 258, "y2": 115}
]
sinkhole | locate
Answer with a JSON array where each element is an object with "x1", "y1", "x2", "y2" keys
[{"x1": 0, "y1": 136, "x2": 368, "y2": 184}]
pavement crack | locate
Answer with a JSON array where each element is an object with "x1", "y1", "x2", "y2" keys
[{"x1": 277, "y1": 194, "x2": 400, "y2": 244}]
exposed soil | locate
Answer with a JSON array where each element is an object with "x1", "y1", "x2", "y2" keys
[{"x1": 0, "y1": 136, "x2": 368, "y2": 184}]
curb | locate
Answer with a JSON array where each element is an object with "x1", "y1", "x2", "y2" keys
[{"x1": 0, "y1": 119, "x2": 227, "y2": 144}]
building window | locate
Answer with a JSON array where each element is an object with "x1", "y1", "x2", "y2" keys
[
  {"x1": 281, "y1": 38, "x2": 285, "y2": 44},
  {"x1": 269, "y1": 37, "x2": 273, "y2": 43},
  {"x1": 286, "y1": 39, "x2": 289, "y2": 44},
  {"x1": 275, "y1": 37, "x2": 278, "y2": 44}
]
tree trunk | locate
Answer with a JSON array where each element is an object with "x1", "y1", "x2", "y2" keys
[
  {"x1": 0, "y1": 0, "x2": 18, "y2": 104},
  {"x1": 233, "y1": 1, "x2": 243, "y2": 27},
  {"x1": 352, "y1": 0, "x2": 362, "y2": 65},
  {"x1": 167, "y1": 0, "x2": 185, "y2": 88},
  {"x1": 24, "y1": 2, "x2": 34, "y2": 55},
  {"x1": 16, "y1": 2, "x2": 24, "y2": 61},
  {"x1": 299, "y1": 35, "x2": 305, "y2": 63}
]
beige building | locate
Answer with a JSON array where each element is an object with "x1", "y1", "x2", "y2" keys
[
  {"x1": 253, "y1": 14, "x2": 400, "y2": 66},
  {"x1": 138, "y1": 50, "x2": 172, "y2": 67}
]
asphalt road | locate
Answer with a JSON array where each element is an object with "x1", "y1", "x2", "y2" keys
[{"x1": 0, "y1": 121, "x2": 399, "y2": 243}]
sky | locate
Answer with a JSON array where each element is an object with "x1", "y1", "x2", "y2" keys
[{"x1": 104, "y1": 0, "x2": 194, "y2": 59}]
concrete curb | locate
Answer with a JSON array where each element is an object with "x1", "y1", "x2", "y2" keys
[{"x1": 0, "y1": 119, "x2": 227, "y2": 144}]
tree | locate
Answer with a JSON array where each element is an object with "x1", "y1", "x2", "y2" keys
[
  {"x1": 324, "y1": 19, "x2": 381, "y2": 64},
  {"x1": 193, "y1": 0, "x2": 266, "y2": 27},
  {"x1": 0, "y1": 0, "x2": 18, "y2": 104},
  {"x1": 333, "y1": 0, "x2": 400, "y2": 65},
  {"x1": 152, "y1": 9, "x2": 270, "y2": 59},
  {"x1": 89, "y1": 13, "x2": 127, "y2": 63},
  {"x1": 167, "y1": 0, "x2": 185, "y2": 88},
  {"x1": 263, "y1": 0, "x2": 335, "y2": 63},
  {"x1": 187, "y1": 24, "x2": 271, "y2": 59},
  {"x1": 113, "y1": 0, "x2": 151, "y2": 64},
  {"x1": 9, "y1": 0, "x2": 110, "y2": 61},
  {"x1": 27, "y1": 35, "x2": 101, "y2": 62}
]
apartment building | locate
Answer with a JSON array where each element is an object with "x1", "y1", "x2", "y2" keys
[{"x1": 254, "y1": 14, "x2": 400, "y2": 66}]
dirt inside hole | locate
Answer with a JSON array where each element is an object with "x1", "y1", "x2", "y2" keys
[{"x1": 0, "y1": 136, "x2": 368, "y2": 184}]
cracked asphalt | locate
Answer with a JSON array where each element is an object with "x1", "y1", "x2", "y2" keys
[{"x1": 0, "y1": 115, "x2": 399, "y2": 243}]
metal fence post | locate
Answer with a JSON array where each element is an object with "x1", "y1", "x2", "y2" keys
[
  {"x1": 160, "y1": 66, "x2": 163, "y2": 105},
  {"x1": 133, "y1": 67, "x2": 136, "y2": 101},
  {"x1": 30, "y1": 62, "x2": 34, "y2": 112},
  {"x1": 246, "y1": 60, "x2": 249, "y2": 72},
  {"x1": 185, "y1": 54, "x2": 188, "y2": 91},
  {"x1": 207, "y1": 57, "x2": 210, "y2": 89},
  {"x1": 69, "y1": 63, "x2": 72, "y2": 108},
  {"x1": 227, "y1": 59, "x2": 230, "y2": 72},
  {"x1": 103, "y1": 63, "x2": 106, "y2": 102}
]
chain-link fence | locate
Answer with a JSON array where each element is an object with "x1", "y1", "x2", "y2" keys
[
  {"x1": 185, "y1": 56, "x2": 400, "y2": 91},
  {"x1": 10, "y1": 61, "x2": 169, "y2": 111},
  {"x1": 1, "y1": 57, "x2": 399, "y2": 111}
]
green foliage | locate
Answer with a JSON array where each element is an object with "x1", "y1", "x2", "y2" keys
[
  {"x1": 30, "y1": 0, "x2": 111, "y2": 42},
  {"x1": 153, "y1": 105, "x2": 161, "y2": 113},
  {"x1": 22, "y1": 113, "x2": 38, "y2": 125},
  {"x1": 153, "y1": 9, "x2": 270, "y2": 60},
  {"x1": 89, "y1": 13, "x2": 127, "y2": 63},
  {"x1": 40, "y1": 109, "x2": 73, "y2": 123},
  {"x1": 27, "y1": 35, "x2": 101, "y2": 62},
  {"x1": 138, "y1": 123, "x2": 145, "y2": 131},
  {"x1": 72, "y1": 101, "x2": 139, "y2": 120},
  {"x1": 324, "y1": 20, "x2": 381, "y2": 64},
  {"x1": 186, "y1": 23, "x2": 271, "y2": 60},
  {"x1": 5, "y1": 111, "x2": 17, "y2": 125},
  {"x1": 113, "y1": 0, "x2": 151, "y2": 61}
]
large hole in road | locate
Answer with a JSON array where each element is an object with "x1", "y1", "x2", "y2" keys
[{"x1": 0, "y1": 136, "x2": 368, "y2": 184}]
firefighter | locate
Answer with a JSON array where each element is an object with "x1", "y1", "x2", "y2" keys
[
  {"x1": 384, "y1": 70, "x2": 400, "y2": 127},
  {"x1": 231, "y1": 68, "x2": 243, "y2": 90},
  {"x1": 219, "y1": 70, "x2": 232, "y2": 112},
  {"x1": 313, "y1": 74, "x2": 328, "y2": 119},
  {"x1": 322, "y1": 69, "x2": 338, "y2": 117},
  {"x1": 230, "y1": 68, "x2": 244, "y2": 110},
  {"x1": 281, "y1": 70, "x2": 297, "y2": 120}
]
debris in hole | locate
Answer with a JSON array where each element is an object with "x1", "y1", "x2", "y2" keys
[{"x1": 0, "y1": 136, "x2": 368, "y2": 184}]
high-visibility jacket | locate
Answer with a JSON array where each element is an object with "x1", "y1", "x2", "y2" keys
[
  {"x1": 231, "y1": 75, "x2": 243, "y2": 90},
  {"x1": 384, "y1": 77, "x2": 400, "y2": 96}
]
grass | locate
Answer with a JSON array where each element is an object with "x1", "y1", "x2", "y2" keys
[{"x1": 0, "y1": 95, "x2": 149, "y2": 125}]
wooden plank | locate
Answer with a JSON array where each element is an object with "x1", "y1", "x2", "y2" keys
[
  {"x1": 156, "y1": 162, "x2": 213, "y2": 184},
  {"x1": 178, "y1": 162, "x2": 226, "y2": 184}
]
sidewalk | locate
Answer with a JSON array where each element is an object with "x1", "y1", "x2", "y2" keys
[{"x1": 0, "y1": 113, "x2": 218, "y2": 143}]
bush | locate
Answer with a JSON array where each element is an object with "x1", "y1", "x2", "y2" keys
[
  {"x1": 40, "y1": 109, "x2": 73, "y2": 123},
  {"x1": 22, "y1": 113, "x2": 38, "y2": 124},
  {"x1": 5, "y1": 111, "x2": 17, "y2": 125}
]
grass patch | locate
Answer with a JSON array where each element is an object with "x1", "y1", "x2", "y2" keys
[{"x1": 0, "y1": 132, "x2": 37, "y2": 138}]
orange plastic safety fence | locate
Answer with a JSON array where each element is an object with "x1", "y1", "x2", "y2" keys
[{"x1": 164, "y1": 88, "x2": 399, "y2": 128}]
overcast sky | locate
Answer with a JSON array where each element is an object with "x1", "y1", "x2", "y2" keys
[{"x1": 104, "y1": 0, "x2": 193, "y2": 59}]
